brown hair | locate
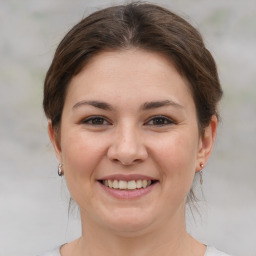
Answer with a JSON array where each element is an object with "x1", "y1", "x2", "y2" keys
[
  {"x1": 43, "y1": 2, "x2": 222, "y2": 204},
  {"x1": 43, "y1": 2, "x2": 222, "y2": 134}
]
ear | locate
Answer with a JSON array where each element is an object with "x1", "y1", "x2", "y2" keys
[
  {"x1": 48, "y1": 121, "x2": 62, "y2": 162},
  {"x1": 196, "y1": 115, "x2": 218, "y2": 172}
]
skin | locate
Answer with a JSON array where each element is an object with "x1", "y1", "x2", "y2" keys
[{"x1": 49, "y1": 48, "x2": 217, "y2": 256}]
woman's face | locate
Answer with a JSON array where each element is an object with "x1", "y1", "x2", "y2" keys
[{"x1": 49, "y1": 49, "x2": 216, "y2": 234}]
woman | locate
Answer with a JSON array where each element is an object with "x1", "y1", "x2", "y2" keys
[{"x1": 41, "y1": 2, "x2": 231, "y2": 256}]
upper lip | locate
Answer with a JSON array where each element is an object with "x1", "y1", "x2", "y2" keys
[{"x1": 98, "y1": 174, "x2": 157, "y2": 181}]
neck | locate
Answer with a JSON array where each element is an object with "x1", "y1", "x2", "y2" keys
[{"x1": 65, "y1": 207, "x2": 205, "y2": 256}]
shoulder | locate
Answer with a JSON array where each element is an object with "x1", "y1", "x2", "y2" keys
[
  {"x1": 37, "y1": 246, "x2": 61, "y2": 256},
  {"x1": 205, "y1": 246, "x2": 233, "y2": 256}
]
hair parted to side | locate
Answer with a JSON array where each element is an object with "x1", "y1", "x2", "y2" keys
[{"x1": 43, "y1": 2, "x2": 223, "y2": 204}]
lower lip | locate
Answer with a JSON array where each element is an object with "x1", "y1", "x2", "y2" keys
[{"x1": 98, "y1": 182, "x2": 156, "y2": 199}]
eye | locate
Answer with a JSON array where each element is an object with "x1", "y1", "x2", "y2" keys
[
  {"x1": 81, "y1": 116, "x2": 111, "y2": 125},
  {"x1": 145, "y1": 116, "x2": 175, "y2": 126}
]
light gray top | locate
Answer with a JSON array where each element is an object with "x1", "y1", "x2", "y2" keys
[{"x1": 38, "y1": 245, "x2": 232, "y2": 256}]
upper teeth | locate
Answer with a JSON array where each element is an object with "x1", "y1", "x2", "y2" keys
[{"x1": 103, "y1": 180, "x2": 152, "y2": 190}]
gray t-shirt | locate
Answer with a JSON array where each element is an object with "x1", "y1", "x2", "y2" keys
[{"x1": 38, "y1": 245, "x2": 232, "y2": 256}]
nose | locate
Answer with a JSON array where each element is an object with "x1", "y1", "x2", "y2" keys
[{"x1": 107, "y1": 124, "x2": 148, "y2": 165}]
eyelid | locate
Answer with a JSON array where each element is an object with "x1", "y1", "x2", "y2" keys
[
  {"x1": 79, "y1": 115, "x2": 175, "y2": 126},
  {"x1": 80, "y1": 115, "x2": 112, "y2": 125},
  {"x1": 144, "y1": 115, "x2": 176, "y2": 126}
]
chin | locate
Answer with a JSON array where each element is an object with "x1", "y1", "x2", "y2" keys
[{"x1": 100, "y1": 207, "x2": 157, "y2": 235}]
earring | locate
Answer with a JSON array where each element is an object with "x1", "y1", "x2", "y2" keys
[
  {"x1": 199, "y1": 162, "x2": 204, "y2": 185},
  {"x1": 199, "y1": 171, "x2": 203, "y2": 185},
  {"x1": 58, "y1": 163, "x2": 63, "y2": 176}
]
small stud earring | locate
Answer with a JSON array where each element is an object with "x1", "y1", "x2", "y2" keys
[
  {"x1": 200, "y1": 163, "x2": 204, "y2": 168},
  {"x1": 58, "y1": 163, "x2": 63, "y2": 176}
]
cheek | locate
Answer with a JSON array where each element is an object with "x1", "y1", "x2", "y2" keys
[
  {"x1": 150, "y1": 131, "x2": 199, "y2": 189},
  {"x1": 62, "y1": 130, "x2": 104, "y2": 168},
  {"x1": 60, "y1": 131, "x2": 107, "y2": 196},
  {"x1": 154, "y1": 133, "x2": 198, "y2": 165}
]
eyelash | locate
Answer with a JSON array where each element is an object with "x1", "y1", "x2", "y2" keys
[
  {"x1": 81, "y1": 115, "x2": 175, "y2": 126},
  {"x1": 81, "y1": 116, "x2": 111, "y2": 125},
  {"x1": 145, "y1": 115, "x2": 175, "y2": 126}
]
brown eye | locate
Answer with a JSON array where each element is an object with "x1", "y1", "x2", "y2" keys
[
  {"x1": 146, "y1": 116, "x2": 174, "y2": 126},
  {"x1": 82, "y1": 116, "x2": 110, "y2": 125}
]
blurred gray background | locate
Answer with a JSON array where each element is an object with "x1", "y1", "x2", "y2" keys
[{"x1": 0, "y1": 0, "x2": 255, "y2": 256}]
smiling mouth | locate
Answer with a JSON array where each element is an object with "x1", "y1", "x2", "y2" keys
[{"x1": 99, "y1": 179, "x2": 157, "y2": 190}]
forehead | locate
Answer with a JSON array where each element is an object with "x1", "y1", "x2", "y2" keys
[{"x1": 65, "y1": 49, "x2": 194, "y2": 110}]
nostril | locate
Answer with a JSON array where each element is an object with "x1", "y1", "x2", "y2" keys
[
  {"x1": 116, "y1": 158, "x2": 143, "y2": 166},
  {"x1": 107, "y1": 137, "x2": 148, "y2": 165}
]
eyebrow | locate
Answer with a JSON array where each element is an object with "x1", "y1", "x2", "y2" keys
[
  {"x1": 72, "y1": 100, "x2": 113, "y2": 111},
  {"x1": 72, "y1": 99, "x2": 184, "y2": 111},
  {"x1": 142, "y1": 100, "x2": 184, "y2": 110}
]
